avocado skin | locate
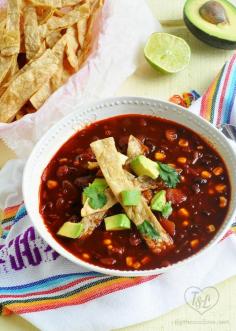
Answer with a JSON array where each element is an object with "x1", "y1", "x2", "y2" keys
[{"x1": 184, "y1": 13, "x2": 236, "y2": 50}]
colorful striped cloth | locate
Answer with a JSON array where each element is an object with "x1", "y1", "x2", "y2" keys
[{"x1": 0, "y1": 54, "x2": 235, "y2": 331}]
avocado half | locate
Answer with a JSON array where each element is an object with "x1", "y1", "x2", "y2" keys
[{"x1": 184, "y1": 0, "x2": 236, "y2": 49}]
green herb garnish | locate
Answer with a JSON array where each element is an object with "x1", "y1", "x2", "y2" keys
[
  {"x1": 157, "y1": 162, "x2": 180, "y2": 188},
  {"x1": 162, "y1": 202, "x2": 173, "y2": 218},
  {"x1": 137, "y1": 220, "x2": 160, "y2": 240},
  {"x1": 84, "y1": 185, "x2": 107, "y2": 209}
]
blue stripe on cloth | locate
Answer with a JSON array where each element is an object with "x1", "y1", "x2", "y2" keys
[
  {"x1": 222, "y1": 60, "x2": 236, "y2": 124},
  {"x1": 0, "y1": 272, "x2": 101, "y2": 293},
  {"x1": 13, "y1": 205, "x2": 27, "y2": 224}
]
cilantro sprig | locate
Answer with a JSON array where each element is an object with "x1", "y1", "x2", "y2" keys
[
  {"x1": 157, "y1": 162, "x2": 180, "y2": 188},
  {"x1": 162, "y1": 202, "x2": 173, "y2": 218},
  {"x1": 84, "y1": 184, "x2": 107, "y2": 209},
  {"x1": 137, "y1": 220, "x2": 160, "y2": 240}
]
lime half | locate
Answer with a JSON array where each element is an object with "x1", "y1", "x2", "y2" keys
[{"x1": 144, "y1": 32, "x2": 191, "y2": 73}]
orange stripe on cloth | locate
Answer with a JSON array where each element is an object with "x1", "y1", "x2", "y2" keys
[{"x1": 3, "y1": 276, "x2": 157, "y2": 315}]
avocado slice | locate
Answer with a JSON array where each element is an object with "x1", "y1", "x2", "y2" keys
[
  {"x1": 184, "y1": 0, "x2": 236, "y2": 49},
  {"x1": 151, "y1": 190, "x2": 166, "y2": 211},
  {"x1": 104, "y1": 214, "x2": 131, "y2": 231},
  {"x1": 121, "y1": 189, "x2": 141, "y2": 206},
  {"x1": 57, "y1": 222, "x2": 84, "y2": 239},
  {"x1": 131, "y1": 155, "x2": 159, "y2": 179}
]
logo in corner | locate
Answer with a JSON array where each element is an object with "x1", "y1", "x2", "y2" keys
[{"x1": 184, "y1": 286, "x2": 219, "y2": 315}]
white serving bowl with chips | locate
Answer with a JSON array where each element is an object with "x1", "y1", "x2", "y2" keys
[{"x1": 23, "y1": 97, "x2": 236, "y2": 277}]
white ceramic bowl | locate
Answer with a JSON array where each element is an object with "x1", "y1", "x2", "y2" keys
[{"x1": 23, "y1": 97, "x2": 236, "y2": 277}]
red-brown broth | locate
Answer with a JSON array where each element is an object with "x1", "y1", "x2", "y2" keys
[{"x1": 39, "y1": 114, "x2": 231, "y2": 270}]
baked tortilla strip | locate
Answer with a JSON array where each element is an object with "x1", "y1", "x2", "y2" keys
[
  {"x1": 0, "y1": 56, "x2": 13, "y2": 85},
  {"x1": 91, "y1": 138, "x2": 173, "y2": 254},
  {"x1": 1, "y1": 0, "x2": 21, "y2": 56},
  {"x1": 66, "y1": 26, "x2": 79, "y2": 70},
  {"x1": 0, "y1": 49, "x2": 58, "y2": 122},
  {"x1": 29, "y1": 0, "x2": 82, "y2": 8},
  {"x1": 81, "y1": 150, "x2": 159, "y2": 217},
  {"x1": 46, "y1": 3, "x2": 90, "y2": 31},
  {"x1": 30, "y1": 35, "x2": 67, "y2": 109},
  {"x1": 23, "y1": 6, "x2": 41, "y2": 60},
  {"x1": 80, "y1": 210, "x2": 107, "y2": 240}
]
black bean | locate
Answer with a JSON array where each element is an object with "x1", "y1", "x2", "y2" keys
[
  {"x1": 56, "y1": 165, "x2": 69, "y2": 177},
  {"x1": 201, "y1": 210, "x2": 211, "y2": 217},
  {"x1": 193, "y1": 177, "x2": 208, "y2": 185},
  {"x1": 192, "y1": 184, "x2": 200, "y2": 194},
  {"x1": 74, "y1": 175, "x2": 93, "y2": 188}
]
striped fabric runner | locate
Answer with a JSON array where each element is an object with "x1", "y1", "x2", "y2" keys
[
  {"x1": 0, "y1": 204, "x2": 157, "y2": 315},
  {"x1": 201, "y1": 54, "x2": 236, "y2": 124},
  {"x1": 0, "y1": 54, "x2": 236, "y2": 315}
]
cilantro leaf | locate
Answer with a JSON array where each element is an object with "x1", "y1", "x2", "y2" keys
[
  {"x1": 84, "y1": 185, "x2": 107, "y2": 209},
  {"x1": 162, "y1": 202, "x2": 173, "y2": 218},
  {"x1": 157, "y1": 162, "x2": 180, "y2": 188},
  {"x1": 137, "y1": 220, "x2": 160, "y2": 240}
]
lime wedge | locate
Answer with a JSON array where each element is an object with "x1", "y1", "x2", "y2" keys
[{"x1": 144, "y1": 32, "x2": 191, "y2": 73}]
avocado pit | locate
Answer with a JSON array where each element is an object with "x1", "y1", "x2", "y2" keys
[{"x1": 199, "y1": 1, "x2": 229, "y2": 25}]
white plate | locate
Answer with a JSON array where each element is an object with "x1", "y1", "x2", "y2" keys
[{"x1": 23, "y1": 97, "x2": 236, "y2": 277}]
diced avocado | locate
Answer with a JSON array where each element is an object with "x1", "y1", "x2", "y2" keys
[
  {"x1": 184, "y1": 0, "x2": 236, "y2": 50},
  {"x1": 105, "y1": 214, "x2": 131, "y2": 231},
  {"x1": 151, "y1": 190, "x2": 166, "y2": 211},
  {"x1": 131, "y1": 155, "x2": 159, "y2": 179},
  {"x1": 57, "y1": 222, "x2": 84, "y2": 239},
  {"x1": 121, "y1": 189, "x2": 141, "y2": 206}
]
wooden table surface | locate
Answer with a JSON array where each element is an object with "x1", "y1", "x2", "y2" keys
[{"x1": 0, "y1": 1, "x2": 236, "y2": 330}]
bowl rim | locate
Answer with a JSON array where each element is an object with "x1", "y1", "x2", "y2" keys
[{"x1": 22, "y1": 96, "x2": 236, "y2": 277}]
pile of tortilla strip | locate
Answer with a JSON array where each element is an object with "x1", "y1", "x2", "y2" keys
[{"x1": 0, "y1": 0, "x2": 104, "y2": 123}]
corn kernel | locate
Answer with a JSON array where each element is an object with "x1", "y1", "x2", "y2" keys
[
  {"x1": 107, "y1": 245, "x2": 113, "y2": 250},
  {"x1": 133, "y1": 262, "x2": 141, "y2": 269},
  {"x1": 178, "y1": 138, "x2": 189, "y2": 147},
  {"x1": 178, "y1": 208, "x2": 190, "y2": 218},
  {"x1": 87, "y1": 161, "x2": 99, "y2": 170},
  {"x1": 190, "y1": 239, "x2": 200, "y2": 249},
  {"x1": 168, "y1": 163, "x2": 176, "y2": 168},
  {"x1": 215, "y1": 184, "x2": 226, "y2": 193},
  {"x1": 82, "y1": 253, "x2": 90, "y2": 260},
  {"x1": 126, "y1": 256, "x2": 134, "y2": 267},
  {"x1": 73, "y1": 160, "x2": 80, "y2": 166},
  {"x1": 141, "y1": 256, "x2": 151, "y2": 265},
  {"x1": 177, "y1": 157, "x2": 187, "y2": 164},
  {"x1": 47, "y1": 180, "x2": 58, "y2": 189},
  {"x1": 213, "y1": 167, "x2": 223, "y2": 176},
  {"x1": 154, "y1": 152, "x2": 166, "y2": 161},
  {"x1": 103, "y1": 239, "x2": 112, "y2": 245},
  {"x1": 208, "y1": 189, "x2": 215, "y2": 195},
  {"x1": 219, "y1": 196, "x2": 227, "y2": 208},
  {"x1": 201, "y1": 171, "x2": 212, "y2": 179},
  {"x1": 207, "y1": 224, "x2": 216, "y2": 233},
  {"x1": 182, "y1": 220, "x2": 190, "y2": 227},
  {"x1": 59, "y1": 158, "x2": 68, "y2": 164}
]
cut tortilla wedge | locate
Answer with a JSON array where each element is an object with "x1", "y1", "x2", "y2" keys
[{"x1": 90, "y1": 137, "x2": 173, "y2": 254}]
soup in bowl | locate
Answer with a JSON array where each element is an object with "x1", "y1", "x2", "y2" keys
[{"x1": 23, "y1": 97, "x2": 236, "y2": 276}]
